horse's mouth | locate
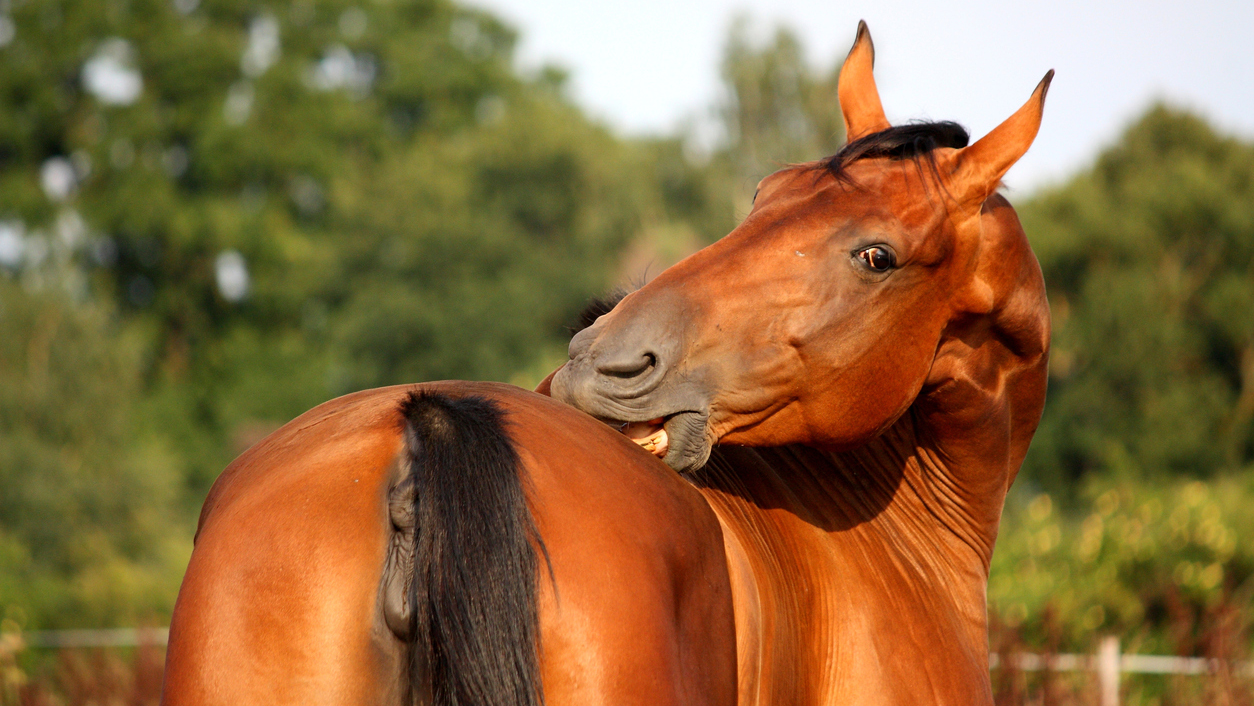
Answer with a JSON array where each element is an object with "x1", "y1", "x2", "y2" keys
[
  {"x1": 612, "y1": 410, "x2": 711, "y2": 473},
  {"x1": 621, "y1": 418, "x2": 670, "y2": 458}
]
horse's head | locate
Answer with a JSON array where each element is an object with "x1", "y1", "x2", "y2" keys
[{"x1": 551, "y1": 23, "x2": 1052, "y2": 472}]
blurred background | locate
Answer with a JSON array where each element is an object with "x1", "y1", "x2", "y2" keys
[{"x1": 0, "y1": 0, "x2": 1251, "y2": 703}]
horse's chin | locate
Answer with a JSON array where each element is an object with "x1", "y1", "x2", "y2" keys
[{"x1": 659, "y1": 410, "x2": 712, "y2": 473}]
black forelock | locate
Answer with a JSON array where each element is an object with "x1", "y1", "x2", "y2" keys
[{"x1": 823, "y1": 121, "x2": 970, "y2": 179}]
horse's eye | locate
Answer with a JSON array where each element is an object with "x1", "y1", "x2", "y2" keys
[{"x1": 857, "y1": 246, "x2": 896, "y2": 272}]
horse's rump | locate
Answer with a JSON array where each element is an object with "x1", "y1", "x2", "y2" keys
[{"x1": 162, "y1": 382, "x2": 736, "y2": 706}]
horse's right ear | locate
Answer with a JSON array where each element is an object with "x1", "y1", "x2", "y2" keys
[
  {"x1": 838, "y1": 21, "x2": 891, "y2": 142},
  {"x1": 948, "y1": 70, "x2": 1053, "y2": 209}
]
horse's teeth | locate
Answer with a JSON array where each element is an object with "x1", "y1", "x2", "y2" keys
[
  {"x1": 653, "y1": 430, "x2": 669, "y2": 458},
  {"x1": 620, "y1": 420, "x2": 669, "y2": 459}
]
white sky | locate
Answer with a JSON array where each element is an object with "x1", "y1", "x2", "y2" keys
[{"x1": 469, "y1": 0, "x2": 1254, "y2": 192}]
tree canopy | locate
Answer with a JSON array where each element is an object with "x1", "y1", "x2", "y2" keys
[
  {"x1": 0, "y1": 0, "x2": 728, "y2": 629},
  {"x1": 1019, "y1": 105, "x2": 1254, "y2": 497}
]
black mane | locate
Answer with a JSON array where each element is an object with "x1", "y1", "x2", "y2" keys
[
  {"x1": 569, "y1": 289, "x2": 629, "y2": 336},
  {"x1": 824, "y1": 121, "x2": 969, "y2": 178}
]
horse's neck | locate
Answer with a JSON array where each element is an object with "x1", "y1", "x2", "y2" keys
[
  {"x1": 698, "y1": 407, "x2": 1005, "y2": 573},
  {"x1": 693, "y1": 409, "x2": 1002, "y2": 703}
]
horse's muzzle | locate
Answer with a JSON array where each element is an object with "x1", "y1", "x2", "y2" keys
[{"x1": 550, "y1": 359, "x2": 713, "y2": 473}]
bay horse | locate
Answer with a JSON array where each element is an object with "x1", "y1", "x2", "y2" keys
[
  {"x1": 547, "y1": 21, "x2": 1052, "y2": 703},
  {"x1": 162, "y1": 23, "x2": 1051, "y2": 706}
]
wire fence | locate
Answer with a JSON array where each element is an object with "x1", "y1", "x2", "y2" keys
[{"x1": 3, "y1": 629, "x2": 1251, "y2": 706}]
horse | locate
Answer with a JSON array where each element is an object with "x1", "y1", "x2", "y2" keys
[
  {"x1": 546, "y1": 22, "x2": 1052, "y2": 703},
  {"x1": 162, "y1": 22, "x2": 1052, "y2": 706}
]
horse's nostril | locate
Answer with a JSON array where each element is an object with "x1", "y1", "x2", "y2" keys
[{"x1": 596, "y1": 352, "x2": 658, "y2": 380}]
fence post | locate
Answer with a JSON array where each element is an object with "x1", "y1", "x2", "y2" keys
[{"x1": 1098, "y1": 635, "x2": 1120, "y2": 706}]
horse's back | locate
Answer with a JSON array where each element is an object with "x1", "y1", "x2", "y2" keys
[{"x1": 162, "y1": 382, "x2": 735, "y2": 706}]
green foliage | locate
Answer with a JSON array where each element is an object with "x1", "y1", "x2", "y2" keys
[
  {"x1": 993, "y1": 105, "x2": 1254, "y2": 671},
  {"x1": 0, "y1": 281, "x2": 188, "y2": 630},
  {"x1": 991, "y1": 476, "x2": 1254, "y2": 657},
  {"x1": 1, "y1": 2, "x2": 1252, "y2": 663},
  {"x1": 612, "y1": 19, "x2": 849, "y2": 275},
  {"x1": 1019, "y1": 106, "x2": 1254, "y2": 495},
  {"x1": 0, "y1": 0, "x2": 766, "y2": 631},
  {"x1": 0, "y1": 0, "x2": 717, "y2": 492},
  {"x1": 0, "y1": 0, "x2": 730, "y2": 628},
  {"x1": 324, "y1": 93, "x2": 645, "y2": 390}
]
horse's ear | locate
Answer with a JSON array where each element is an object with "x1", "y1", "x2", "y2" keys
[
  {"x1": 948, "y1": 70, "x2": 1054, "y2": 208},
  {"x1": 838, "y1": 20, "x2": 891, "y2": 142}
]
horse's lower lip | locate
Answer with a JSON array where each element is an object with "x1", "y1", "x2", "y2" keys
[{"x1": 660, "y1": 410, "x2": 713, "y2": 473}]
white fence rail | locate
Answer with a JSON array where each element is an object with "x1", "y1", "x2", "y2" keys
[{"x1": 991, "y1": 636, "x2": 1254, "y2": 706}]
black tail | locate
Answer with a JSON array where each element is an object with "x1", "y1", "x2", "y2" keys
[{"x1": 394, "y1": 390, "x2": 547, "y2": 706}]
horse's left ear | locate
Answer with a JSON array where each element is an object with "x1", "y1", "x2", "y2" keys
[
  {"x1": 949, "y1": 70, "x2": 1053, "y2": 208},
  {"x1": 838, "y1": 21, "x2": 892, "y2": 141}
]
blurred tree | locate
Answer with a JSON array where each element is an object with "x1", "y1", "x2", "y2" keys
[
  {"x1": 1019, "y1": 105, "x2": 1254, "y2": 496},
  {"x1": 0, "y1": 281, "x2": 188, "y2": 629},
  {"x1": 0, "y1": 0, "x2": 680, "y2": 494},
  {"x1": 716, "y1": 18, "x2": 845, "y2": 208},
  {"x1": 610, "y1": 20, "x2": 849, "y2": 280},
  {"x1": 4, "y1": 0, "x2": 1249, "y2": 646},
  {"x1": 0, "y1": 0, "x2": 731, "y2": 629},
  {"x1": 323, "y1": 73, "x2": 649, "y2": 391},
  {"x1": 991, "y1": 477, "x2": 1254, "y2": 660}
]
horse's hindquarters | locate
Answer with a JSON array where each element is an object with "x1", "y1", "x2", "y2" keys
[
  {"x1": 162, "y1": 388, "x2": 410, "y2": 706},
  {"x1": 163, "y1": 502, "x2": 407, "y2": 705},
  {"x1": 162, "y1": 382, "x2": 738, "y2": 706}
]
